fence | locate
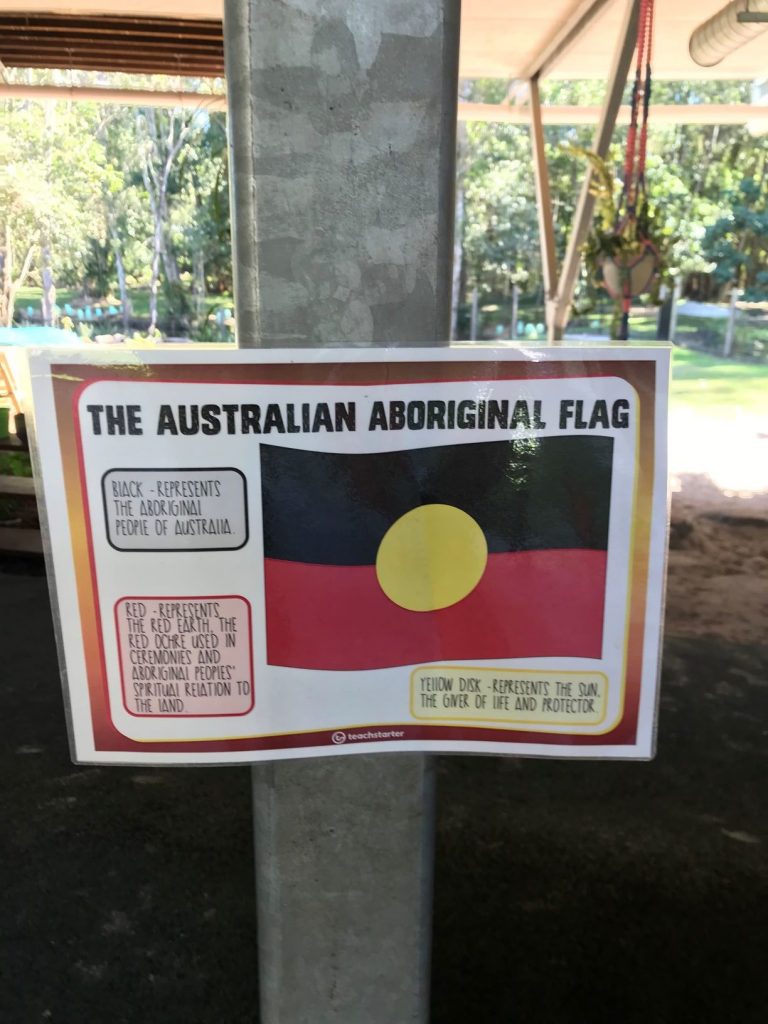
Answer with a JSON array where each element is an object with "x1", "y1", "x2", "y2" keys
[
  {"x1": 674, "y1": 306, "x2": 768, "y2": 362},
  {"x1": 457, "y1": 295, "x2": 768, "y2": 364}
]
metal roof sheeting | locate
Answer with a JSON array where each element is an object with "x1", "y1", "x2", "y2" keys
[
  {"x1": 0, "y1": 0, "x2": 766, "y2": 80},
  {"x1": 0, "y1": 13, "x2": 224, "y2": 76}
]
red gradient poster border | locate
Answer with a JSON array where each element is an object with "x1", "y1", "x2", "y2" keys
[{"x1": 53, "y1": 356, "x2": 657, "y2": 755}]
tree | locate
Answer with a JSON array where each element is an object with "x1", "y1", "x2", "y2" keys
[
  {"x1": 171, "y1": 111, "x2": 231, "y2": 328},
  {"x1": 457, "y1": 76, "x2": 768, "y2": 332},
  {"x1": 135, "y1": 107, "x2": 197, "y2": 330},
  {"x1": 457, "y1": 79, "x2": 604, "y2": 330},
  {"x1": 95, "y1": 106, "x2": 151, "y2": 331},
  {"x1": 1, "y1": 69, "x2": 233, "y2": 335},
  {"x1": 0, "y1": 96, "x2": 107, "y2": 325},
  {"x1": 703, "y1": 177, "x2": 768, "y2": 298},
  {"x1": 0, "y1": 154, "x2": 39, "y2": 327}
]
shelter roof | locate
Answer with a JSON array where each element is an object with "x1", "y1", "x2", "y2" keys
[{"x1": 0, "y1": 0, "x2": 766, "y2": 81}]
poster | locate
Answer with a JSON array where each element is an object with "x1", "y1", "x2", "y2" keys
[{"x1": 29, "y1": 346, "x2": 669, "y2": 764}]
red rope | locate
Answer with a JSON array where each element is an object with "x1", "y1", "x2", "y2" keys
[
  {"x1": 622, "y1": 0, "x2": 646, "y2": 192},
  {"x1": 622, "y1": 0, "x2": 655, "y2": 215},
  {"x1": 637, "y1": 0, "x2": 654, "y2": 180},
  {"x1": 613, "y1": 0, "x2": 656, "y2": 335}
]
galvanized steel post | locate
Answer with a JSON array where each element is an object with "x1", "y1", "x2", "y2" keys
[{"x1": 223, "y1": 0, "x2": 460, "y2": 1019}]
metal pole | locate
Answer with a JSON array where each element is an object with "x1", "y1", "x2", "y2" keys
[
  {"x1": 451, "y1": 122, "x2": 467, "y2": 341},
  {"x1": 511, "y1": 283, "x2": 520, "y2": 340},
  {"x1": 656, "y1": 283, "x2": 670, "y2": 338},
  {"x1": 529, "y1": 76, "x2": 559, "y2": 342},
  {"x1": 668, "y1": 276, "x2": 682, "y2": 342},
  {"x1": 223, "y1": 2, "x2": 460, "y2": 1021},
  {"x1": 551, "y1": 0, "x2": 641, "y2": 340},
  {"x1": 470, "y1": 286, "x2": 479, "y2": 341},
  {"x1": 724, "y1": 286, "x2": 741, "y2": 357}
]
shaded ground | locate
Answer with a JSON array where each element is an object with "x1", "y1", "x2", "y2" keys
[
  {"x1": 1, "y1": 481, "x2": 766, "y2": 1022},
  {"x1": 433, "y1": 634, "x2": 768, "y2": 1024},
  {"x1": 0, "y1": 567, "x2": 258, "y2": 1023},
  {"x1": 433, "y1": 487, "x2": 768, "y2": 1023}
]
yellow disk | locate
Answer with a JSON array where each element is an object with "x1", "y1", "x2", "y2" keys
[{"x1": 375, "y1": 503, "x2": 488, "y2": 612}]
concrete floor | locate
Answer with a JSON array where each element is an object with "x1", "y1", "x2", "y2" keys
[{"x1": 1, "y1": 558, "x2": 766, "y2": 1023}]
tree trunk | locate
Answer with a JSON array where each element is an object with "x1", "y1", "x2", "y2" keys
[
  {"x1": 450, "y1": 122, "x2": 467, "y2": 342},
  {"x1": 1, "y1": 223, "x2": 35, "y2": 328},
  {"x1": 160, "y1": 190, "x2": 181, "y2": 289},
  {"x1": 159, "y1": 190, "x2": 187, "y2": 333},
  {"x1": 40, "y1": 239, "x2": 56, "y2": 326},
  {"x1": 193, "y1": 249, "x2": 206, "y2": 322},
  {"x1": 149, "y1": 216, "x2": 162, "y2": 331},
  {"x1": 159, "y1": 194, "x2": 184, "y2": 333},
  {"x1": 114, "y1": 244, "x2": 131, "y2": 334},
  {"x1": 451, "y1": 183, "x2": 465, "y2": 342},
  {"x1": 138, "y1": 107, "x2": 195, "y2": 334},
  {"x1": 144, "y1": 184, "x2": 163, "y2": 333},
  {"x1": 40, "y1": 104, "x2": 58, "y2": 327},
  {"x1": 0, "y1": 224, "x2": 11, "y2": 327}
]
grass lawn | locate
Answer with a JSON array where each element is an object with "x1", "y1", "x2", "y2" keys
[{"x1": 671, "y1": 347, "x2": 768, "y2": 418}]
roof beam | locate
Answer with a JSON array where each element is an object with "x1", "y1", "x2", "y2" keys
[
  {"x1": 551, "y1": 0, "x2": 640, "y2": 341},
  {"x1": 0, "y1": 83, "x2": 226, "y2": 110},
  {"x1": 529, "y1": 77, "x2": 559, "y2": 325},
  {"x1": 459, "y1": 101, "x2": 768, "y2": 125},
  {"x1": 1, "y1": 85, "x2": 764, "y2": 129},
  {"x1": 520, "y1": 0, "x2": 618, "y2": 80}
]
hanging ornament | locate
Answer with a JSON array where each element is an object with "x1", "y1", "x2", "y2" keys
[{"x1": 600, "y1": 0, "x2": 660, "y2": 340}]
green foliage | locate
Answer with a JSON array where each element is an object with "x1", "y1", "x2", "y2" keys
[
  {"x1": 564, "y1": 144, "x2": 669, "y2": 284},
  {"x1": 461, "y1": 120, "x2": 539, "y2": 296},
  {"x1": 1, "y1": 73, "x2": 230, "y2": 336},
  {"x1": 0, "y1": 99, "x2": 109, "y2": 323},
  {"x1": 458, "y1": 76, "x2": 768, "y2": 334},
  {"x1": 702, "y1": 176, "x2": 768, "y2": 298},
  {"x1": 459, "y1": 81, "x2": 622, "y2": 311},
  {"x1": 1, "y1": 102, "x2": 108, "y2": 262},
  {"x1": 3, "y1": 70, "x2": 767, "y2": 340},
  {"x1": 0, "y1": 451, "x2": 32, "y2": 477}
]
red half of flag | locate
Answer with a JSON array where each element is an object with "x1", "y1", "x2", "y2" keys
[{"x1": 264, "y1": 548, "x2": 606, "y2": 671}]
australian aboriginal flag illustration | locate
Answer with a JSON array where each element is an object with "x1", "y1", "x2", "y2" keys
[{"x1": 260, "y1": 436, "x2": 613, "y2": 670}]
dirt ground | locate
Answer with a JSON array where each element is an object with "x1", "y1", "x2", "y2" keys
[
  {"x1": 1, "y1": 467, "x2": 766, "y2": 1022},
  {"x1": 667, "y1": 475, "x2": 768, "y2": 646}
]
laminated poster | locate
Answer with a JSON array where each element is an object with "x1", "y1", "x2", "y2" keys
[{"x1": 29, "y1": 346, "x2": 669, "y2": 764}]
